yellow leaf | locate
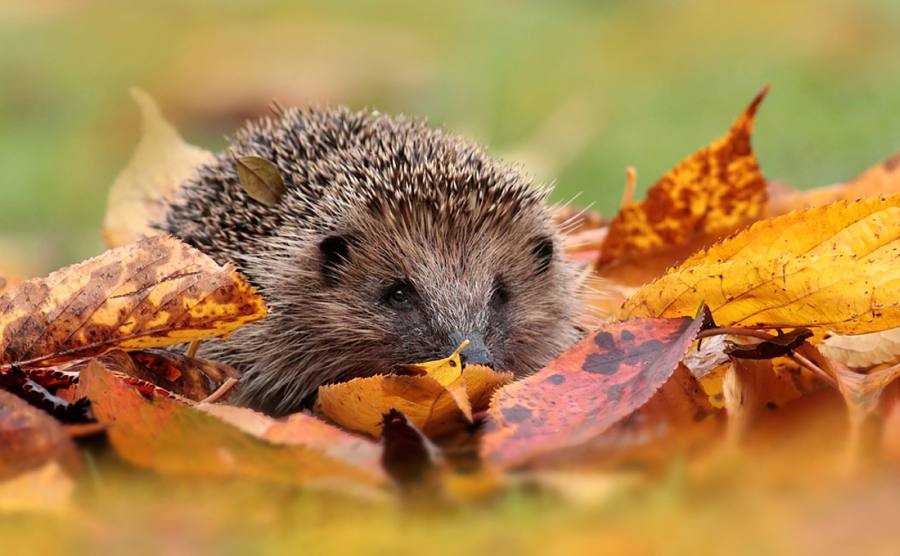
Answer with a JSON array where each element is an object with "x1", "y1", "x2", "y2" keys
[
  {"x1": 621, "y1": 195, "x2": 900, "y2": 334},
  {"x1": 597, "y1": 87, "x2": 768, "y2": 283},
  {"x1": 404, "y1": 340, "x2": 472, "y2": 421},
  {"x1": 316, "y1": 365, "x2": 512, "y2": 439},
  {"x1": 0, "y1": 236, "x2": 267, "y2": 369},
  {"x1": 103, "y1": 88, "x2": 215, "y2": 248}
]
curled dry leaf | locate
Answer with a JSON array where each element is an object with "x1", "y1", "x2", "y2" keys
[
  {"x1": 481, "y1": 312, "x2": 706, "y2": 469},
  {"x1": 103, "y1": 88, "x2": 215, "y2": 248},
  {"x1": 597, "y1": 87, "x2": 769, "y2": 284},
  {"x1": 317, "y1": 364, "x2": 512, "y2": 439},
  {"x1": 0, "y1": 235, "x2": 266, "y2": 370},
  {"x1": 820, "y1": 327, "x2": 900, "y2": 369},
  {"x1": 0, "y1": 390, "x2": 79, "y2": 480},
  {"x1": 767, "y1": 152, "x2": 900, "y2": 216},
  {"x1": 621, "y1": 195, "x2": 900, "y2": 334},
  {"x1": 79, "y1": 358, "x2": 386, "y2": 489}
]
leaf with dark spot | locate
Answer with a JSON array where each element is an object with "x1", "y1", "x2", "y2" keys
[{"x1": 481, "y1": 312, "x2": 706, "y2": 469}]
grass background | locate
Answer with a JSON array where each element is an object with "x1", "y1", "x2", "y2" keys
[{"x1": 1, "y1": 0, "x2": 899, "y2": 274}]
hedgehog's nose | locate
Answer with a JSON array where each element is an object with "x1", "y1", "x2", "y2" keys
[{"x1": 448, "y1": 332, "x2": 494, "y2": 368}]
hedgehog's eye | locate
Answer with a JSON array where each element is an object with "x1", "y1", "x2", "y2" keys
[
  {"x1": 491, "y1": 276, "x2": 510, "y2": 306},
  {"x1": 382, "y1": 280, "x2": 416, "y2": 312}
]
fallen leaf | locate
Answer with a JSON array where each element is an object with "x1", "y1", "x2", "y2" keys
[
  {"x1": 79, "y1": 358, "x2": 386, "y2": 489},
  {"x1": 0, "y1": 276, "x2": 21, "y2": 296},
  {"x1": 380, "y1": 409, "x2": 442, "y2": 490},
  {"x1": 129, "y1": 349, "x2": 239, "y2": 401},
  {"x1": 481, "y1": 312, "x2": 706, "y2": 469},
  {"x1": 0, "y1": 390, "x2": 79, "y2": 480},
  {"x1": 317, "y1": 364, "x2": 512, "y2": 439},
  {"x1": 820, "y1": 327, "x2": 900, "y2": 369},
  {"x1": 403, "y1": 342, "x2": 472, "y2": 421},
  {"x1": 597, "y1": 87, "x2": 769, "y2": 284},
  {"x1": 621, "y1": 195, "x2": 900, "y2": 334},
  {"x1": 767, "y1": 152, "x2": 900, "y2": 216},
  {"x1": 103, "y1": 88, "x2": 216, "y2": 247},
  {"x1": 234, "y1": 155, "x2": 287, "y2": 206},
  {"x1": 724, "y1": 329, "x2": 814, "y2": 360},
  {"x1": 0, "y1": 235, "x2": 266, "y2": 370}
]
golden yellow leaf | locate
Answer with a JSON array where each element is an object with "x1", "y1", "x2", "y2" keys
[
  {"x1": 0, "y1": 235, "x2": 266, "y2": 369},
  {"x1": 316, "y1": 365, "x2": 512, "y2": 439},
  {"x1": 621, "y1": 195, "x2": 900, "y2": 334},
  {"x1": 103, "y1": 88, "x2": 215, "y2": 248},
  {"x1": 404, "y1": 341, "x2": 472, "y2": 421},
  {"x1": 597, "y1": 87, "x2": 769, "y2": 283}
]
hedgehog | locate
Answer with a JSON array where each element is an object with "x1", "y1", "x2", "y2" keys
[{"x1": 160, "y1": 106, "x2": 583, "y2": 416}]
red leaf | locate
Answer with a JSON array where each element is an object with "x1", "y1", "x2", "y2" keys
[{"x1": 481, "y1": 313, "x2": 706, "y2": 469}]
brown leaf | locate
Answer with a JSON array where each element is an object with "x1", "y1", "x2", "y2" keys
[
  {"x1": 316, "y1": 365, "x2": 512, "y2": 439},
  {"x1": 481, "y1": 311, "x2": 707, "y2": 469},
  {"x1": 234, "y1": 155, "x2": 287, "y2": 206},
  {"x1": 725, "y1": 329, "x2": 814, "y2": 360},
  {"x1": 0, "y1": 390, "x2": 79, "y2": 480},
  {"x1": 597, "y1": 87, "x2": 769, "y2": 284},
  {"x1": 103, "y1": 88, "x2": 215, "y2": 248},
  {"x1": 0, "y1": 235, "x2": 266, "y2": 370},
  {"x1": 129, "y1": 349, "x2": 239, "y2": 401},
  {"x1": 79, "y1": 358, "x2": 386, "y2": 489},
  {"x1": 380, "y1": 409, "x2": 442, "y2": 489}
]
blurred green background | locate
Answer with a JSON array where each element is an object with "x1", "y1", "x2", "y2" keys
[{"x1": 1, "y1": 0, "x2": 899, "y2": 275}]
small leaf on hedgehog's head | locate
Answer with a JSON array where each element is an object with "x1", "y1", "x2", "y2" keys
[{"x1": 235, "y1": 155, "x2": 287, "y2": 206}]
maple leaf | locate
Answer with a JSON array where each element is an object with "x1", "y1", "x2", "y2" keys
[
  {"x1": 316, "y1": 364, "x2": 511, "y2": 439},
  {"x1": 481, "y1": 311, "x2": 706, "y2": 469},
  {"x1": 103, "y1": 89, "x2": 215, "y2": 248},
  {"x1": 78, "y1": 358, "x2": 387, "y2": 490},
  {"x1": 597, "y1": 87, "x2": 769, "y2": 284},
  {"x1": 0, "y1": 235, "x2": 266, "y2": 370},
  {"x1": 621, "y1": 195, "x2": 900, "y2": 334}
]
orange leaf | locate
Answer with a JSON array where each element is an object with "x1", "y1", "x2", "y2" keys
[
  {"x1": 79, "y1": 358, "x2": 386, "y2": 489},
  {"x1": 316, "y1": 365, "x2": 512, "y2": 439},
  {"x1": 0, "y1": 235, "x2": 266, "y2": 370},
  {"x1": 481, "y1": 312, "x2": 706, "y2": 469},
  {"x1": 598, "y1": 87, "x2": 768, "y2": 284}
]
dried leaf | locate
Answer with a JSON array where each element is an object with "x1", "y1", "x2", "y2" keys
[
  {"x1": 234, "y1": 155, "x2": 287, "y2": 206},
  {"x1": 403, "y1": 342, "x2": 472, "y2": 421},
  {"x1": 381, "y1": 409, "x2": 442, "y2": 489},
  {"x1": 0, "y1": 390, "x2": 79, "y2": 480},
  {"x1": 481, "y1": 312, "x2": 706, "y2": 469},
  {"x1": 317, "y1": 365, "x2": 512, "y2": 439},
  {"x1": 621, "y1": 195, "x2": 900, "y2": 334},
  {"x1": 130, "y1": 349, "x2": 239, "y2": 401},
  {"x1": 79, "y1": 358, "x2": 386, "y2": 489},
  {"x1": 0, "y1": 276, "x2": 21, "y2": 296},
  {"x1": 0, "y1": 235, "x2": 266, "y2": 370},
  {"x1": 768, "y1": 152, "x2": 900, "y2": 216},
  {"x1": 820, "y1": 327, "x2": 900, "y2": 369},
  {"x1": 597, "y1": 87, "x2": 768, "y2": 283},
  {"x1": 725, "y1": 329, "x2": 813, "y2": 360},
  {"x1": 103, "y1": 88, "x2": 215, "y2": 247}
]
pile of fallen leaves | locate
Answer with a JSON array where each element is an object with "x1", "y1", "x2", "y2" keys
[{"x1": 2, "y1": 86, "x2": 899, "y2": 517}]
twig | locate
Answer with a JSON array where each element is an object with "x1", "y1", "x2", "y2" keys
[
  {"x1": 186, "y1": 340, "x2": 202, "y2": 359},
  {"x1": 199, "y1": 377, "x2": 238, "y2": 404},
  {"x1": 64, "y1": 422, "x2": 107, "y2": 439},
  {"x1": 696, "y1": 326, "x2": 777, "y2": 342},
  {"x1": 788, "y1": 351, "x2": 838, "y2": 388},
  {"x1": 620, "y1": 166, "x2": 636, "y2": 208}
]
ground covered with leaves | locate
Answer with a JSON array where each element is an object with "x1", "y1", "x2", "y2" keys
[{"x1": 2, "y1": 87, "x2": 900, "y2": 554}]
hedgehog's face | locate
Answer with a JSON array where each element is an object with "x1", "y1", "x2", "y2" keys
[{"x1": 312, "y1": 207, "x2": 580, "y2": 378}]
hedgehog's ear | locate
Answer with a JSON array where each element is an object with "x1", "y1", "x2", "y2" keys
[
  {"x1": 530, "y1": 236, "x2": 555, "y2": 275},
  {"x1": 318, "y1": 234, "x2": 353, "y2": 285}
]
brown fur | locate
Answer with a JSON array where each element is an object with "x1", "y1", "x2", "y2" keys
[{"x1": 160, "y1": 106, "x2": 582, "y2": 416}]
